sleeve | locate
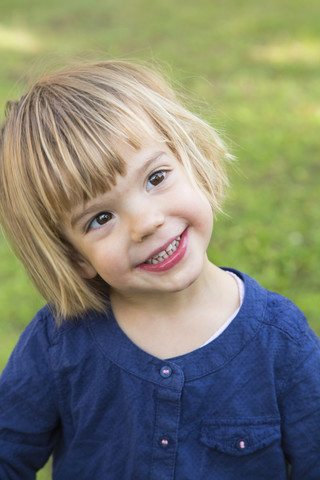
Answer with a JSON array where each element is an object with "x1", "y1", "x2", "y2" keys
[
  {"x1": 0, "y1": 315, "x2": 60, "y2": 479},
  {"x1": 280, "y1": 326, "x2": 320, "y2": 479}
]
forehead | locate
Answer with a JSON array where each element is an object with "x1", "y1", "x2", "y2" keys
[
  {"x1": 75, "y1": 136, "x2": 171, "y2": 202},
  {"x1": 115, "y1": 133, "x2": 168, "y2": 161}
]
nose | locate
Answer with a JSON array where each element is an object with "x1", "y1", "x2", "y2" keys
[{"x1": 129, "y1": 208, "x2": 165, "y2": 243}]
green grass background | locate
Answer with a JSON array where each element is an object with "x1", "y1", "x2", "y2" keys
[{"x1": 0, "y1": 0, "x2": 319, "y2": 477}]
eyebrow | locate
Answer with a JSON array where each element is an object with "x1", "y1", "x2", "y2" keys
[
  {"x1": 70, "y1": 151, "x2": 166, "y2": 229},
  {"x1": 70, "y1": 202, "x2": 109, "y2": 229}
]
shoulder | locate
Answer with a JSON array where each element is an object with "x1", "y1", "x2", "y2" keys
[
  {"x1": 15, "y1": 304, "x2": 71, "y2": 350},
  {"x1": 263, "y1": 289, "x2": 312, "y2": 342},
  {"x1": 225, "y1": 268, "x2": 319, "y2": 351},
  {"x1": 262, "y1": 289, "x2": 320, "y2": 370},
  {"x1": 1, "y1": 305, "x2": 115, "y2": 391},
  {"x1": 11, "y1": 304, "x2": 111, "y2": 357},
  {"x1": 227, "y1": 269, "x2": 320, "y2": 391},
  {"x1": 256, "y1": 280, "x2": 317, "y2": 350}
]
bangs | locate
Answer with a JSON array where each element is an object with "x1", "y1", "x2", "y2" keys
[{"x1": 12, "y1": 80, "x2": 165, "y2": 225}]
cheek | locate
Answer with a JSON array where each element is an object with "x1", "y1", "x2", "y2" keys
[
  {"x1": 198, "y1": 206, "x2": 214, "y2": 244},
  {"x1": 191, "y1": 197, "x2": 214, "y2": 248},
  {"x1": 186, "y1": 188, "x2": 214, "y2": 230},
  {"x1": 86, "y1": 245, "x2": 123, "y2": 279}
]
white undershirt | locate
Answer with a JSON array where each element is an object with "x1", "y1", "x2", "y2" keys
[{"x1": 200, "y1": 272, "x2": 245, "y2": 347}]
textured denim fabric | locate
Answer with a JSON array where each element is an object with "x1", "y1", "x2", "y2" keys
[{"x1": 0, "y1": 269, "x2": 320, "y2": 479}]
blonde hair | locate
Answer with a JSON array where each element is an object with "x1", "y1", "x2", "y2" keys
[{"x1": 0, "y1": 60, "x2": 232, "y2": 322}]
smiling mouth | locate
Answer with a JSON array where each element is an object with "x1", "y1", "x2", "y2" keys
[
  {"x1": 138, "y1": 229, "x2": 188, "y2": 272},
  {"x1": 145, "y1": 236, "x2": 181, "y2": 264}
]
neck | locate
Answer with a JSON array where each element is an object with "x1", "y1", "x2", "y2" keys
[
  {"x1": 110, "y1": 258, "x2": 219, "y2": 319},
  {"x1": 108, "y1": 261, "x2": 240, "y2": 359}
]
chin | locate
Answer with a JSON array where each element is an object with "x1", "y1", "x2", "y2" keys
[{"x1": 164, "y1": 269, "x2": 202, "y2": 293}]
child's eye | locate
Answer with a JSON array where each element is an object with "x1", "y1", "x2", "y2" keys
[
  {"x1": 88, "y1": 212, "x2": 113, "y2": 231},
  {"x1": 146, "y1": 170, "x2": 167, "y2": 191}
]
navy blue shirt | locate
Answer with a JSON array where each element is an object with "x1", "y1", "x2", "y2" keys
[{"x1": 0, "y1": 269, "x2": 320, "y2": 479}]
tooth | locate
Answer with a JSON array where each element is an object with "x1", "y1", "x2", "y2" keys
[{"x1": 145, "y1": 235, "x2": 182, "y2": 265}]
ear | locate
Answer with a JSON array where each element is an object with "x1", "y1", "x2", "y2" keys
[{"x1": 71, "y1": 251, "x2": 97, "y2": 279}]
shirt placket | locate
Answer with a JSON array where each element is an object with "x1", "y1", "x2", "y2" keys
[{"x1": 150, "y1": 364, "x2": 184, "y2": 480}]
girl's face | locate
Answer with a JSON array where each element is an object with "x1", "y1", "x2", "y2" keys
[{"x1": 63, "y1": 137, "x2": 214, "y2": 302}]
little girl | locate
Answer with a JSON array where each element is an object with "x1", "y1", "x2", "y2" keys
[{"x1": 0, "y1": 60, "x2": 319, "y2": 480}]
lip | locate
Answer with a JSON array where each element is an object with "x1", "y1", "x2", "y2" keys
[{"x1": 137, "y1": 228, "x2": 188, "y2": 272}]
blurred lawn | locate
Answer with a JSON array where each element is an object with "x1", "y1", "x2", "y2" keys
[{"x1": 0, "y1": 0, "x2": 319, "y2": 478}]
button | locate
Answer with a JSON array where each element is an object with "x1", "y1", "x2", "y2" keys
[
  {"x1": 237, "y1": 439, "x2": 246, "y2": 450},
  {"x1": 159, "y1": 436, "x2": 170, "y2": 449},
  {"x1": 160, "y1": 366, "x2": 172, "y2": 378}
]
